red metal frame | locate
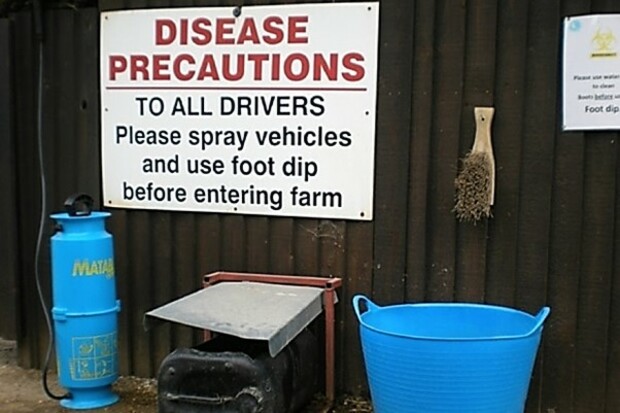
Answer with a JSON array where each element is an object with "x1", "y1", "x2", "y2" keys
[{"x1": 202, "y1": 271, "x2": 342, "y2": 404}]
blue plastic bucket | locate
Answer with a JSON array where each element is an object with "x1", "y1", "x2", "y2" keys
[{"x1": 353, "y1": 295, "x2": 550, "y2": 413}]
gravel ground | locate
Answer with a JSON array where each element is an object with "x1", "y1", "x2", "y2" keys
[
  {"x1": 0, "y1": 337, "x2": 157, "y2": 413},
  {"x1": 0, "y1": 339, "x2": 372, "y2": 413}
]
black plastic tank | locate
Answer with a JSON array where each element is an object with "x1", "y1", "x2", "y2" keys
[{"x1": 157, "y1": 328, "x2": 318, "y2": 413}]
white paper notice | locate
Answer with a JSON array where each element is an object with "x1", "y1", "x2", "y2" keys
[{"x1": 563, "y1": 15, "x2": 620, "y2": 131}]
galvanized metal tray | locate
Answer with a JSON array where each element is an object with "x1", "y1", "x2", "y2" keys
[{"x1": 144, "y1": 281, "x2": 331, "y2": 357}]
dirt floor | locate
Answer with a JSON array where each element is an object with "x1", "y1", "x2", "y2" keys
[{"x1": 0, "y1": 339, "x2": 372, "y2": 413}]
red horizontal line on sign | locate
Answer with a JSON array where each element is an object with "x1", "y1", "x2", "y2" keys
[{"x1": 106, "y1": 86, "x2": 368, "y2": 92}]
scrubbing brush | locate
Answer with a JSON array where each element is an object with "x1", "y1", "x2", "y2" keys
[{"x1": 454, "y1": 107, "x2": 495, "y2": 222}]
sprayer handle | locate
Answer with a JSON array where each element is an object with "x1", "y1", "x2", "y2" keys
[
  {"x1": 64, "y1": 193, "x2": 94, "y2": 217},
  {"x1": 352, "y1": 295, "x2": 381, "y2": 322}
]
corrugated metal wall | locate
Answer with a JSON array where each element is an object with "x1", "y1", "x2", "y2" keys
[
  {"x1": 2, "y1": 0, "x2": 620, "y2": 411},
  {"x1": 0, "y1": 17, "x2": 18, "y2": 341}
]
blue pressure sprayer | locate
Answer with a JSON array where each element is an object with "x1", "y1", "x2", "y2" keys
[{"x1": 49, "y1": 194, "x2": 120, "y2": 409}]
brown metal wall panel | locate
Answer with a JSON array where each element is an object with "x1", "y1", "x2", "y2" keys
[
  {"x1": 545, "y1": 140, "x2": 585, "y2": 412},
  {"x1": 319, "y1": 220, "x2": 346, "y2": 388},
  {"x1": 12, "y1": 9, "x2": 39, "y2": 369},
  {"x1": 99, "y1": 0, "x2": 128, "y2": 12},
  {"x1": 53, "y1": 11, "x2": 78, "y2": 206},
  {"x1": 574, "y1": 135, "x2": 617, "y2": 413},
  {"x1": 196, "y1": 215, "x2": 222, "y2": 275},
  {"x1": 221, "y1": 216, "x2": 247, "y2": 271},
  {"x1": 192, "y1": 213, "x2": 223, "y2": 347},
  {"x1": 576, "y1": 0, "x2": 619, "y2": 408},
  {"x1": 426, "y1": 0, "x2": 467, "y2": 302},
  {"x1": 485, "y1": 0, "x2": 528, "y2": 308},
  {"x1": 294, "y1": 219, "x2": 320, "y2": 275},
  {"x1": 128, "y1": 211, "x2": 154, "y2": 377},
  {"x1": 541, "y1": 3, "x2": 589, "y2": 411},
  {"x1": 270, "y1": 218, "x2": 295, "y2": 274},
  {"x1": 151, "y1": 212, "x2": 173, "y2": 374},
  {"x1": 342, "y1": 222, "x2": 373, "y2": 393},
  {"x1": 544, "y1": 132, "x2": 584, "y2": 413},
  {"x1": 454, "y1": 0, "x2": 497, "y2": 304},
  {"x1": 171, "y1": 213, "x2": 201, "y2": 351},
  {"x1": 516, "y1": 0, "x2": 559, "y2": 313},
  {"x1": 373, "y1": 1, "x2": 414, "y2": 304},
  {"x1": 108, "y1": 211, "x2": 132, "y2": 373},
  {"x1": 406, "y1": 0, "x2": 435, "y2": 303},
  {"x1": 319, "y1": 221, "x2": 346, "y2": 278},
  {"x1": 76, "y1": 8, "x2": 102, "y2": 196},
  {"x1": 36, "y1": 9, "x2": 59, "y2": 369},
  {"x1": 246, "y1": 216, "x2": 270, "y2": 273},
  {"x1": 371, "y1": 0, "x2": 414, "y2": 305},
  {"x1": 607, "y1": 142, "x2": 620, "y2": 411},
  {"x1": 0, "y1": 18, "x2": 19, "y2": 341},
  {"x1": 518, "y1": 2, "x2": 561, "y2": 411}
]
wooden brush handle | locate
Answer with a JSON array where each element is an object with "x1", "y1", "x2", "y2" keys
[
  {"x1": 473, "y1": 107, "x2": 495, "y2": 205},
  {"x1": 472, "y1": 107, "x2": 494, "y2": 153}
]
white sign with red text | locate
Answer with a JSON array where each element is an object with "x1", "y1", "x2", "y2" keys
[{"x1": 100, "y1": 3, "x2": 379, "y2": 220}]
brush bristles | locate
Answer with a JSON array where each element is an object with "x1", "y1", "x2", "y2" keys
[{"x1": 454, "y1": 152, "x2": 492, "y2": 222}]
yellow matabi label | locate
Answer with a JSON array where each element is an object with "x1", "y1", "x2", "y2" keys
[{"x1": 72, "y1": 258, "x2": 115, "y2": 279}]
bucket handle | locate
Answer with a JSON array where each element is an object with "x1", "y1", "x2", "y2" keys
[
  {"x1": 352, "y1": 295, "x2": 381, "y2": 322},
  {"x1": 529, "y1": 307, "x2": 551, "y2": 335}
]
